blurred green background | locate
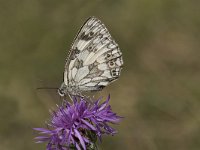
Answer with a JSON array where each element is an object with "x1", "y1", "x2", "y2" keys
[{"x1": 0, "y1": 0, "x2": 200, "y2": 150}]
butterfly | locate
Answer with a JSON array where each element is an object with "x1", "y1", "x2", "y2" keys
[{"x1": 58, "y1": 17, "x2": 123, "y2": 98}]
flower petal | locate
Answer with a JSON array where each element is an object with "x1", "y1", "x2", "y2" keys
[
  {"x1": 81, "y1": 119, "x2": 96, "y2": 131},
  {"x1": 74, "y1": 129, "x2": 86, "y2": 150}
]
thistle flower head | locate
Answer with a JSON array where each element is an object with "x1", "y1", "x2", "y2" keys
[{"x1": 34, "y1": 95, "x2": 122, "y2": 150}]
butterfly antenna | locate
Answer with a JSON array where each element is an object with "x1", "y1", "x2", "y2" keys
[{"x1": 36, "y1": 87, "x2": 59, "y2": 90}]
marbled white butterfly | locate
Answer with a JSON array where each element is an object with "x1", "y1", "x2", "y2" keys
[{"x1": 58, "y1": 17, "x2": 123, "y2": 97}]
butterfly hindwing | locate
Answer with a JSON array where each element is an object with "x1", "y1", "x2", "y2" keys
[{"x1": 64, "y1": 17, "x2": 123, "y2": 93}]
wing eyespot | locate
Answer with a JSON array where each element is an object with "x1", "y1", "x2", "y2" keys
[
  {"x1": 108, "y1": 61, "x2": 115, "y2": 68},
  {"x1": 107, "y1": 53, "x2": 111, "y2": 58},
  {"x1": 111, "y1": 69, "x2": 119, "y2": 77},
  {"x1": 88, "y1": 46, "x2": 93, "y2": 50}
]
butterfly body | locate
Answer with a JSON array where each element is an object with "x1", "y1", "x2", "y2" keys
[{"x1": 59, "y1": 17, "x2": 123, "y2": 97}]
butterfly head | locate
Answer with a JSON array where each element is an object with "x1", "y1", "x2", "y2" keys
[
  {"x1": 58, "y1": 88, "x2": 64, "y2": 97},
  {"x1": 58, "y1": 82, "x2": 67, "y2": 97}
]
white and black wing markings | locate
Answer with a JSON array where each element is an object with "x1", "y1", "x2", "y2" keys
[{"x1": 64, "y1": 17, "x2": 123, "y2": 93}]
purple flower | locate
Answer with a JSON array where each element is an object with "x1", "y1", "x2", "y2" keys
[{"x1": 34, "y1": 95, "x2": 122, "y2": 150}]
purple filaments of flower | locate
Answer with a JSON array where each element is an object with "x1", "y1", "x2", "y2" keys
[{"x1": 34, "y1": 95, "x2": 122, "y2": 150}]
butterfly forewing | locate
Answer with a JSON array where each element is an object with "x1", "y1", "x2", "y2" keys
[{"x1": 64, "y1": 17, "x2": 123, "y2": 94}]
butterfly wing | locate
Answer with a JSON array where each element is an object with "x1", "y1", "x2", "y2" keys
[{"x1": 64, "y1": 17, "x2": 123, "y2": 93}]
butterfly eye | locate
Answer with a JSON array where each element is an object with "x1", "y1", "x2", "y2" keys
[{"x1": 58, "y1": 88, "x2": 64, "y2": 96}]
